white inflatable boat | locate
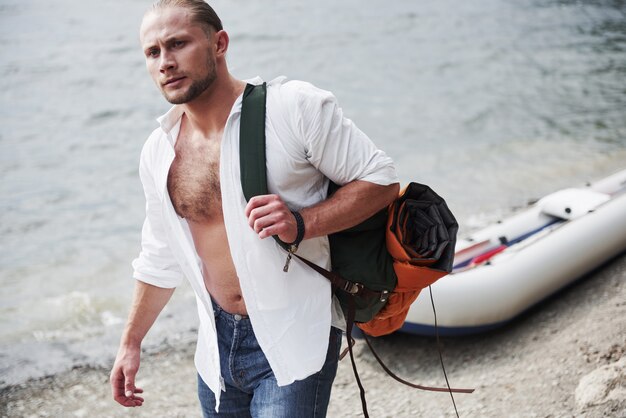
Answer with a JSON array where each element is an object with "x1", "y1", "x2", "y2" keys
[{"x1": 401, "y1": 169, "x2": 626, "y2": 336}]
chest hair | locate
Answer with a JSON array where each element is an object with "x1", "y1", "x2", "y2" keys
[{"x1": 167, "y1": 135, "x2": 222, "y2": 223}]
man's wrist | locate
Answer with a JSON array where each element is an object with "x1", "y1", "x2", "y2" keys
[
  {"x1": 287, "y1": 211, "x2": 305, "y2": 247},
  {"x1": 120, "y1": 331, "x2": 143, "y2": 350}
]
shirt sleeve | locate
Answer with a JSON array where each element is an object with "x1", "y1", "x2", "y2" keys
[
  {"x1": 131, "y1": 140, "x2": 184, "y2": 288},
  {"x1": 289, "y1": 81, "x2": 398, "y2": 186}
]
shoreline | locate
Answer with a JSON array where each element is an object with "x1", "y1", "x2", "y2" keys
[{"x1": 2, "y1": 253, "x2": 625, "y2": 417}]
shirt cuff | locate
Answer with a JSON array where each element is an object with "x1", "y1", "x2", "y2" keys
[{"x1": 132, "y1": 259, "x2": 184, "y2": 288}]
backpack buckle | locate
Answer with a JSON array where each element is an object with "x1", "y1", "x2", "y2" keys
[
  {"x1": 343, "y1": 281, "x2": 363, "y2": 295},
  {"x1": 380, "y1": 290, "x2": 389, "y2": 302}
]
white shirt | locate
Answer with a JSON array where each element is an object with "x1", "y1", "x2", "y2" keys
[{"x1": 131, "y1": 76, "x2": 398, "y2": 409}]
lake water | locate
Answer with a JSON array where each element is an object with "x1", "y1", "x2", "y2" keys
[{"x1": 1, "y1": 0, "x2": 625, "y2": 386}]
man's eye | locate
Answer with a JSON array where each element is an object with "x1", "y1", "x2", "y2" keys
[
  {"x1": 148, "y1": 49, "x2": 159, "y2": 57},
  {"x1": 173, "y1": 41, "x2": 185, "y2": 48}
]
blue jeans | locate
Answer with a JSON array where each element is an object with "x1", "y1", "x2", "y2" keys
[{"x1": 198, "y1": 301, "x2": 342, "y2": 418}]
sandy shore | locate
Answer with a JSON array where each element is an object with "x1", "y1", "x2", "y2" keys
[{"x1": 2, "y1": 253, "x2": 625, "y2": 418}]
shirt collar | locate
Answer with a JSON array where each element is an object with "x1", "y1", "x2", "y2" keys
[
  {"x1": 156, "y1": 105, "x2": 185, "y2": 134},
  {"x1": 155, "y1": 105, "x2": 185, "y2": 148}
]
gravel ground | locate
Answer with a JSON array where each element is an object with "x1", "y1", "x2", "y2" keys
[{"x1": 2, "y1": 253, "x2": 625, "y2": 418}]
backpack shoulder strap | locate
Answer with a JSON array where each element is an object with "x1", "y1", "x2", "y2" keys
[
  {"x1": 239, "y1": 82, "x2": 289, "y2": 252},
  {"x1": 240, "y1": 82, "x2": 268, "y2": 201}
]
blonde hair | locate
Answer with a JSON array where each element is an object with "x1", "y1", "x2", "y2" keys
[{"x1": 152, "y1": 0, "x2": 223, "y2": 36}]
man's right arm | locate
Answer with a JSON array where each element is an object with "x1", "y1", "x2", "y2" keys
[
  {"x1": 111, "y1": 135, "x2": 184, "y2": 406},
  {"x1": 110, "y1": 280, "x2": 174, "y2": 407}
]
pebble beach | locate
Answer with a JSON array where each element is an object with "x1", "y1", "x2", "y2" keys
[{"x1": 2, "y1": 253, "x2": 624, "y2": 418}]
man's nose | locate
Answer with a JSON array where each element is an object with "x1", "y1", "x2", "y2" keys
[{"x1": 159, "y1": 51, "x2": 176, "y2": 73}]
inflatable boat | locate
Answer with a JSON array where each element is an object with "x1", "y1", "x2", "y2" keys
[{"x1": 401, "y1": 169, "x2": 626, "y2": 336}]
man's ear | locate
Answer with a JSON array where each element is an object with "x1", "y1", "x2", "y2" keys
[{"x1": 214, "y1": 30, "x2": 229, "y2": 57}]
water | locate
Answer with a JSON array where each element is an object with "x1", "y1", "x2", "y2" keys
[{"x1": 1, "y1": 0, "x2": 625, "y2": 386}]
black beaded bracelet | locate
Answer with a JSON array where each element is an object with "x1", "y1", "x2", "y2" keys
[{"x1": 288, "y1": 211, "x2": 305, "y2": 248}]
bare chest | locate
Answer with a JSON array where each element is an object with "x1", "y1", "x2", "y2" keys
[{"x1": 167, "y1": 135, "x2": 222, "y2": 223}]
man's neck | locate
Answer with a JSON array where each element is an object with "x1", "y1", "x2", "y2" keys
[{"x1": 181, "y1": 75, "x2": 246, "y2": 138}]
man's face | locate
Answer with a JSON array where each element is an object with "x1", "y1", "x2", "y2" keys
[{"x1": 140, "y1": 7, "x2": 216, "y2": 104}]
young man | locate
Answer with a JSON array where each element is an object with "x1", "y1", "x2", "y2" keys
[{"x1": 110, "y1": 1, "x2": 399, "y2": 416}]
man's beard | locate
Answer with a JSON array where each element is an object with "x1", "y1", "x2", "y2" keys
[{"x1": 162, "y1": 59, "x2": 216, "y2": 105}]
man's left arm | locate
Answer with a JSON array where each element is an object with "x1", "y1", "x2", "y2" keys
[
  {"x1": 246, "y1": 81, "x2": 399, "y2": 243},
  {"x1": 245, "y1": 180, "x2": 398, "y2": 243}
]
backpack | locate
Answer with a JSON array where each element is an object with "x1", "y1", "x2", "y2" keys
[
  {"x1": 240, "y1": 82, "x2": 458, "y2": 332},
  {"x1": 240, "y1": 82, "x2": 472, "y2": 417}
]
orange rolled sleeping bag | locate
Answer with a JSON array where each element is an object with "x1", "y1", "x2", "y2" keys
[{"x1": 358, "y1": 183, "x2": 458, "y2": 336}]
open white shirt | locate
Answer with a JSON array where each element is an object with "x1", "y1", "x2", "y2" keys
[{"x1": 132, "y1": 76, "x2": 398, "y2": 409}]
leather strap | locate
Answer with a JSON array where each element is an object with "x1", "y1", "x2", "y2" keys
[
  {"x1": 345, "y1": 296, "x2": 369, "y2": 418},
  {"x1": 362, "y1": 334, "x2": 475, "y2": 393},
  {"x1": 293, "y1": 254, "x2": 388, "y2": 301}
]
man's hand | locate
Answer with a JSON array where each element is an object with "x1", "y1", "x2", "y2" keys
[
  {"x1": 245, "y1": 194, "x2": 298, "y2": 243},
  {"x1": 110, "y1": 281, "x2": 174, "y2": 408},
  {"x1": 110, "y1": 345, "x2": 144, "y2": 407}
]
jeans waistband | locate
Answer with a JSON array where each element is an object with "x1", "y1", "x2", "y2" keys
[{"x1": 211, "y1": 297, "x2": 250, "y2": 324}]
